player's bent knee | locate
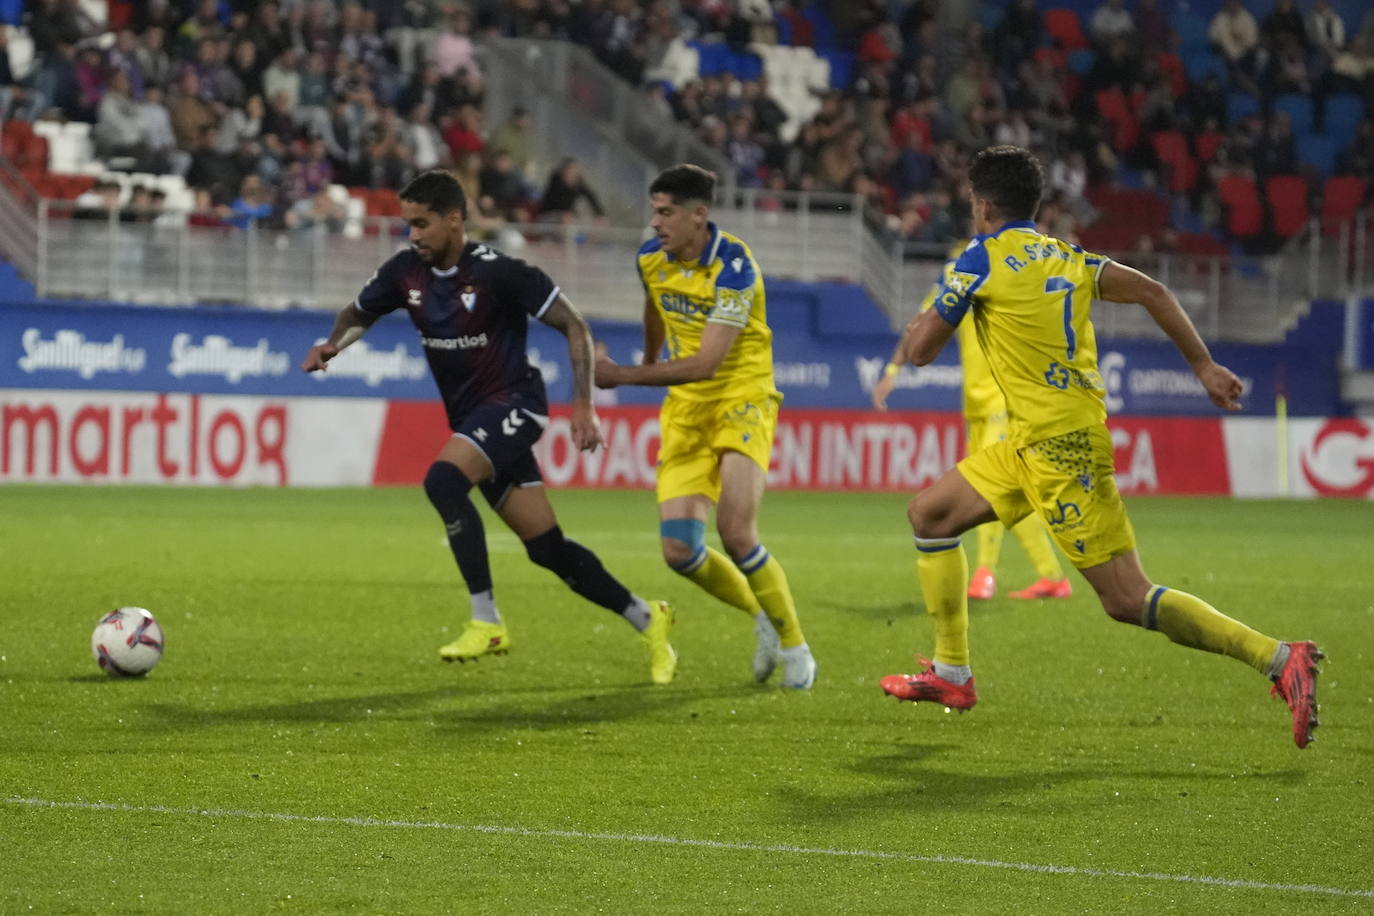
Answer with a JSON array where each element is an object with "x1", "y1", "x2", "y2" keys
[
  {"x1": 423, "y1": 461, "x2": 473, "y2": 507},
  {"x1": 908, "y1": 491, "x2": 953, "y2": 540},
  {"x1": 659, "y1": 518, "x2": 707, "y2": 574},
  {"x1": 716, "y1": 524, "x2": 756, "y2": 561}
]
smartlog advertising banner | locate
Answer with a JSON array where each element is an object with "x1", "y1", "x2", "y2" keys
[{"x1": 1, "y1": 301, "x2": 1369, "y2": 497}]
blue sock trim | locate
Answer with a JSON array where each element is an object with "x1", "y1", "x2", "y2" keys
[
  {"x1": 914, "y1": 536, "x2": 961, "y2": 553},
  {"x1": 735, "y1": 544, "x2": 770, "y2": 574},
  {"x1": 1143, "y1": 585, "x2": 1168, "y2": 630},
  {"x1": 670, "y1": 545, "x2": 708, "y2": 574}
]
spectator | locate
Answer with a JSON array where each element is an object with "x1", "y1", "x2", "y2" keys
[
  {"x1": 134, "y1": 25, "x2": 174, "y2": 90},
  {"x1": 168, "y1": 69, "x2": 217, "y2": 151},
  {"x1": 229, "y1": 37, "x2": 265, "y2": 102},
  {"x1": 73, "y1": 46, "x2": 106, "y2": 121},
  {"x1": 994, "y1": 0, "x2": 1042, "y2": 69},
  {"x1": 1329, "y1": 36, "x2": 1374, "y2": 96},
  {"x1": 186, "y1": 125, "x2": 241, "y2": 202},
  {"x1": 725, "y1": 113, "x2": 766, "y2": 186},
  {"x1": 1090, "y1": 0, "x2": 1135, "y2": 46},
  {"x1": 442, "y1": 102, "x2": 484, "y2": 157},
  {"x1": 1133, "y1": 0, "x2": 1173, "y2": 55},
  {"x1": 890, "y1": 128, "x2": 934, "y2": 195},
  {"x1": 479, "y1": 148, "x2": 531, "y2": 220},
  {"x1": 1254, "y1": 111, "x2": 1298, "y2": 176},
  {"x1": 261, "y1": 48, "x2": 301, "y2": 110},
  {"x1": 298, "y1": 52, "x2": 332, "y2": 109},
  {"x1": 402, "y1": 101, "x2": 447, "y2": 171},
  {"x1": 1210, "y1": 0, "x2": 1260, "y2": 72},
  {"x1": 136, "y1": 84, "x2": 182, "y2": 172},
  {"x1": 287, "y1": 187, "x2": 346, "y2": 232},
  {"x1": 1262, "y1": 0, "x2": 1309, "y2": 54},
  {"x1": 226, "y1": 174, "x2": 274, "y2": 228},
  {"x1": 73, "y1": 180, "x2": 122, "y2": 221},
  {"x1": 106, "y1": 29, "x2": 145, "y2": 97},
  {"x1": 432, "y1": 5, "x2": 478, "y2": 79},
  {"x1": 94, "y1": 70, "x2": 145, "y2": 162},
  {"x1": 537, "y1": 158, "x2": 605, "y2": 222},
  {"x1": 187, "y1": 187, "x2": 229, "y2": 227},
  {"x1": 243, "y1": 1, "x2": 290, "y2": 64},
  {"x1": 1308, "y1": 0, "x2": 1346, "y2": 60},
  {"x1": 396, "y1": 62, "x2": 457, "y2": 119},
  {"x1": 217, "y1": 94, "x2": 265, "y2": 154}
]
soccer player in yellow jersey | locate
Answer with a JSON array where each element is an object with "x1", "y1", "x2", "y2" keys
[
  {"x1": 878, "y1": 146, "x2": 1322, "y2": 748},
  {"x1": 595, "y1": 164, "x2": 816, "y2": 688},
  {"x1": 873, "y1": 263, "x2": 1071, "y2": 601}
]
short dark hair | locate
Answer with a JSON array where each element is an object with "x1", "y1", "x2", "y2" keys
[
  {"x1": 399, "y1": 168, "x2": 468, "y2": 218},
  {"x1": 650, "y1": 164, "x2": 717, "y2": 206},
  {"x1": 968, "y1": 145, "x2": 1043, "y2": 221}
]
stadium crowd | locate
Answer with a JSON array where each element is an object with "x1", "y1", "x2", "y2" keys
[{"x1": 2, "y1": 0, "x2": 1372, "y2": 253}]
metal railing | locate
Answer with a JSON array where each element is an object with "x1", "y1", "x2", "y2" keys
[{"x1": 3, "y1": 164, "x2": 1370, "y2": 341}]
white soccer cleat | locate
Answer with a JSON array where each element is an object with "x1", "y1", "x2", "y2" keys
[
  {"x1": 752, "y1": 613, "x2": 781, "y2": 682},
  {"x1": 779, "y1": 643, "x2": 817, "y2": 690}
]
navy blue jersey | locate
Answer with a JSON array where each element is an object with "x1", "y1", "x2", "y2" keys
[{"x1": 353, "y1": 242, "x2": 559, "y2": 422}]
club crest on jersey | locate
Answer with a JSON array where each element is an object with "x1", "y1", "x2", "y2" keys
[
  {"x1": 460, "y1": 287, "x2": 477, "y2": 311},
  {"x1": 731, "y1": 257, "x2": 743, "y2": 272},
  {"x1": 407, "y1": 288, "x2": 422, "y2": 307}
]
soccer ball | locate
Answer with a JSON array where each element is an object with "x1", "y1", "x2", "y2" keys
[{"x1": 91, "y1": 607, "x2": 164, "y2": 677}]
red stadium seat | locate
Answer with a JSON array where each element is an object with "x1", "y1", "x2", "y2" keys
[
  {"x1": 1216, "y1": 174, "x2": 1263, "y2": 237},
  {"x1": 1265, "y1": 175, "x2": 1309, "y2": 238},
  {"x1": 1320, "y1": 175, "x2": 1366, "y2": 236},
  {"x1": 1173, "y1": 232, "x2": 1231, "y2": 257},
  {"x1": 1151, "y1": 130, "x2": 1198, "y2": 193},
  {"x1": 1044, "y1": 9, "x2": 1090, "y2": 50},
  {"x1": 1194, "y1": 129, "x2": 1224, "y2": 163},
  {"x1": 1095, "y1": 89, "x2": 1139, "y2": 152}
]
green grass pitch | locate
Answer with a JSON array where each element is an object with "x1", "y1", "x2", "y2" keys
[{"x1": 2, "y1": 486, "x2": 1372, "y2": 914}]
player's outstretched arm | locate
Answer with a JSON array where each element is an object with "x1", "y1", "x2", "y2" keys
[
  {"x1": 541, "y1": 293, "x2": 604, "y2": 452},
  {"x1": 1098, "y1": 261, "x2": 1244, "y2": 411},
  {"x1": 595, "y1": 321, "x2": 741, "y2": 389},
  {"x1": 872, "y1": 312, "x2": 926, "y2": 410},
  {"x1": 300, "y1": 304, "x2": 378, "y2": 372}
]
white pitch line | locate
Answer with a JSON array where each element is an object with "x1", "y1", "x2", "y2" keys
[{"x1": 6, "y1": 797, "x2": 1372, "y2": 900}]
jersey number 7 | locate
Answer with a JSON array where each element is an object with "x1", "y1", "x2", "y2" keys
[{"x1": 1044, "y1": 277, "x2": 1077, "y2": 360}]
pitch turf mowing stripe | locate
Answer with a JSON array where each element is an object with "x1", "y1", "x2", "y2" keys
[{"x1": 7, "y1": 797, "x2": 1372, "y2": 900}]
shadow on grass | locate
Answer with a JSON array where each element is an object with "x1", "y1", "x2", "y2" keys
[
  {"x1": 776, "y1": 746, "x2": 1310, "y2": 820},
  {"x1": 139, "y1": 681, "x2": 761, "y2": 734}
]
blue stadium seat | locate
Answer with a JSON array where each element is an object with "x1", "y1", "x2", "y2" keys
[
  {"x1": 1174, "y1": 13, "x2": 1211, "y2": 51},
  {"x1": 730, "y1": 51, "x2": 763, "y2": 81},
  {"x1": 819, "y1": 49, "x2": 853, "y2": 89},
  {"x1": 773, "y1": 12, "x2": 793, "y2": 47},
  {"x1": 690, "y1": 41, "x2": 728, "y2": 77},
  {"x1": 1296, "y1": 133, "x2": 1338, "y2": 176},
  {"x1": 978, "y1": 3, "x2": 1005, "y2": 31},
  {"x1": 0, "y1": 0, "x2": 21, "y2": 25},
  {"x1": 803, "y1": 3, "x2": 838, "y2": 51},
  {"x1": 1183, "y1": 50, "x2": 1226, "y2": 83},
  {"x1": 1226, "y1": 91, "x2": 1260, "y2": 122},
  {"x1": 1274, "y1": 93, "x2": 1315, "y2": 133},
  {"x1": 1069, "y1": 49, "x2": 1096, "y2": 76},
  {"x1": 1322, "y1": 93, "x2": 1365, "y2": 145}
]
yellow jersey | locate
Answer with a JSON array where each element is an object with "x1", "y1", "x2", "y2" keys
[
  {"x1": 934, "y1": 220, "x2": 1111, "y2": 445},
  {"x1": 637, "y1": 223, "x2": 775, "y2": 403},
  {"x1": 919, "y1": 260, "x2": 1003, "y2": 419}
]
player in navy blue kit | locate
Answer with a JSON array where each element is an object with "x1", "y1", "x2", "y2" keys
[{"x1": 301, "y1": 169, "x2": 677, "y2": 684}]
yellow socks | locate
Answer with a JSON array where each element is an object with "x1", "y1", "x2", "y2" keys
[
  {"x1": 681, "y1": 546, "x2": 758, "y2": 615},
  {"x1": 915, "y1": 536, "x2": 970, "y2": 666},
  {"x1": 1011, "y1": 516, "x2": 1064, "y2": 581},
  {"x1": 736, "y1": 546, "x2": 805, "y2": 647},
  {"x1": 1143, "y1": 585, "x2": 1281, "y2": 674},
  {"x1": 974, "y1": 521, "x2": 1003, "y2": 571}
]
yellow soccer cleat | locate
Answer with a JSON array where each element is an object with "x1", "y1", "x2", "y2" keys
[
  {"x1": 642, "y1": 600, "x2": 677, "y2": 685},
  {"x1": 439, "y1": 620, "x2": 511, "y2": 662}
]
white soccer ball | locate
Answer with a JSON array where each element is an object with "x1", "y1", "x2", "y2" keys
[{"x1": 91, "y1": 607, "x2": 165, "y2": 677}]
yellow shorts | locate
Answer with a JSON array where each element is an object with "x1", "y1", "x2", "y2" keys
[
  {"x1": 965, "y1": 409, "x2": 1010, "y2": 456},
  {"x1": 957, "y1": 424, "x2": 1136, "y2": 569},
  {"x1": 656, "y1": 389, "x2": 781, "y2": 503}
]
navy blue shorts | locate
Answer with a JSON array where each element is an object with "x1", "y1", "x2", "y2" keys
[{"x1": 453, "y1": 396, "x2": 547, "y2": 509}]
